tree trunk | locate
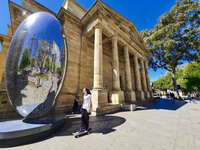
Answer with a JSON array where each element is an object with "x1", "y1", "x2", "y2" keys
[{"x1": 170, "y1": 70, "x2": 180, "y2": 99}]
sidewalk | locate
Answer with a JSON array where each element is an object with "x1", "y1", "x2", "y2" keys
[{"x1": 3, "y1": 98, "x2": 200, "y2": 150}]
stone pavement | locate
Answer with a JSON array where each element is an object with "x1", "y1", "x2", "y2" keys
[{"x1": 3, "y1": 98, "x2": 200, "y2": 150}]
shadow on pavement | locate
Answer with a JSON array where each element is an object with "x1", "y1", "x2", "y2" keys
[
  {"x1": 148, "y1": 98, "x2": 188, "y2": 111},
  {"x1": 55, "y1": 115, "x2": 126, "y2": 136},
  {"x1": 1, "y1": 115, "x2": 126, "y2": 147}
]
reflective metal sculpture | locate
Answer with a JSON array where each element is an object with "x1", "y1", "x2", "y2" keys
[{"x1": 5, "y1": 12, "x2": 66, "y2": 119}]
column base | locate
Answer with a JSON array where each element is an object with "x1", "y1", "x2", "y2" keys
[
  {"x1": 136, "y1": 91, "x2": 145, "y2": 101},
  {"x1": 145, "y1": 91, "x2": 151, "y2": 99},
  {"x1": 91, "y1": 89, "x2": 108, "y2": 111},
  {"x1": 109, "y1": 90, "x2": 124, "y2": 104},
  {"x1": 149, "y1": 91, "x2": 154, "y2": 98},
  {"x1": 125, "y1": 91, "x2": 136, "y2": 103}
]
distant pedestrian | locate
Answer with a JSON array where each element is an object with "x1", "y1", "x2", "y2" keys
[
  {"x1": 72, "y1": 94, "x2": 79, "y2": 114},
  {"x1": 36, "y1": 76, "x2": 40, "y2": 88},
  {"x1": 170, "y1": 92, "x2": 173, "y2": 100},
  {"x1": 188, "y1": 93, "x2": 192, "y2": 102},
  {"x1": 171, "y1": 93, "x2": 175, "y2": 101}
]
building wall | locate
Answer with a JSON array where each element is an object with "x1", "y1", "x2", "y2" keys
[
  {"x1": 55, "y1": 14, "x2": 82, "y2": 111},
  {"x1": 0, "y1": 0, "x2": 152, "y2": 117},
  {"x1": 0, "y1": 40, "x2": 9, "y2": 86},
  {"x1": 0, "y1": 28, "x2": 15, "y2": 118},
  {"x1": 22, "y1": 0, "x2": 55, "y2": 15},
  {"x1": 63, "y1": 0, "x2": 87, "y2": 19}
]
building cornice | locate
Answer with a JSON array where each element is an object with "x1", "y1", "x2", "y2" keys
[{"x1": 81, "y1": 0, "x2": 149, "y2": 57}]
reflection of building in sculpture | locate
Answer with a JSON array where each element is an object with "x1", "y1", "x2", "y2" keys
[
  {"x1": 37, "y1": 40, "x2": 52, "y2": 56},
  {"x1": 51, "y1": 41, "x2": 61, "y2": 69},
  {"x1": 28, "y1": 34, "x2": 35, "y2": 57},
  {"x1": 0, "y1": 0, "x2": 153, "y2": 117},
  {"x1": 36, "y1": 40, "x2": 52, "y2": 70},
  {"x1": 60, "y1": 48, "x2": 65, "y2": 69}
]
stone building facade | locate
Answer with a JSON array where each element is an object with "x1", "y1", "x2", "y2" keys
[{"x1": 0, "y1": 0, "x2": 153, "y2": 116}]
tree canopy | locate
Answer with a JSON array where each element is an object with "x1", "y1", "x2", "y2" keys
[
  {"x1": 141, "y1": 0, "x2": 200, "y2": 95},
  {"x1": 19, "y1": 48, "x2": 30, "y2": 70},
  {"x1": 153, "y1": 62, "x2": 200, "y2": 93}
]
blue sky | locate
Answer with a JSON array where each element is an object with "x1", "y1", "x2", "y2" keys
[{"x1": 0, "y1": 0, "x2": 176, "y2": 82}]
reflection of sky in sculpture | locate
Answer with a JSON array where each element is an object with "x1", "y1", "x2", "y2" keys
[
  {"x1": 6, "y1": 12, "x2": 66, "y2": 118},
  {"x1": 17, "y1": 12, "x2": 64, "y2": 63}
]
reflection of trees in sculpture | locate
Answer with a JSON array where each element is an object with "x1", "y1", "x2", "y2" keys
[
  {"x1": 30, "y1": 58, "x2": 35, "y2": 67},
  {"x1": 36, "y1": 47, "x2": 46, "y2": 73},
  {"x1": 56, "y1": 67, "x2": 62, "y2": 77},
  {"x1": 61, "y1": 48, "x2": 65, "y2": 68},
  {"x1": 51, "y1": 62, "x2": 56, "y2": 73},
  {"x1": 44, "y1": 56, "x2": 50, "y2": 71},
  {"x1": 19, "y1": 48, "x2": 30, "y2": 70}
]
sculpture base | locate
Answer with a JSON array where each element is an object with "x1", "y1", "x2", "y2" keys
[{"x1": 0, "y1": 115, "x2": 65, "y2": 147}]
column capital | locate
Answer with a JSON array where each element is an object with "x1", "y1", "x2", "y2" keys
[
  {"x1": 133, "y1": 54, "x2": 138, "y2": 59},
  {"x1": 95, "y1": 23, "x2": 103, "y2": 29},
  {"x1": 138, "y1": 57, "x2": 143, "y2": 62},
  {"x1": 112, "y1": 34, "x2": 118, "y2": 41},
  {"x1": 124, "y1": 44, "x2": 129, "y2": 49}
]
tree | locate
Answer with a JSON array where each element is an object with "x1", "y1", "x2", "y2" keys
[
  {"x1": 30, "y1": 58, "x2": 35, "y2": 67},
  {"x1": 44, "y1": 56, "x2": 50, "y2": 71},
  {"x1": 51, "y1": 62, "x2": 56, "y2": 73},
  {"x1": 141, "y1": 0, "x2": 200, "y2": 97},
  {"x1": 19, "y1": 48, "x2": 30, "y2": 70},
  {"x1": 153, "y1": 72, "x2": 173, "y2": 91},
  {"x1": 56, "y1": 67, "x2": 62, "y2": 77},
  {"x1": 153, "y1": 62, "x2": 200, "y2": 94},
  {"x1": 179, "y1": 62, "x2": 200, "y2": 93}
]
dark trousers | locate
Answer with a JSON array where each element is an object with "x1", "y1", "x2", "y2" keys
[
  {"x1": 72, "y1": 101, "x2": 78, "y2": 113},
  {"x1": 81, "y1": 109, "x2": 89, "y2": 131}
]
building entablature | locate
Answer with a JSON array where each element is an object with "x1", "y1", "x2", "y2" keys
[{"x1": 81, "y1": 0, "x2": 149, "y2": 58}]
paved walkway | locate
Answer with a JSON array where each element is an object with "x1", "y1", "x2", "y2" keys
[{"x1": 4, "y1": 98, "x2": 200, "y2": 150}]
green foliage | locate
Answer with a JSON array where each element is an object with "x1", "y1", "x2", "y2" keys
[
  {"x1": 141, "y1": 0, "x2": 200, "y2": 92},
  {"x1": 44, "y1": 56, "x2": 50, "y2": 71},
  {"x1": 153, "y1": 62, "x2": 200, "y2": 93},
  {"x1": 30, "y1": 58, "x2": 35, "y2": 67},
  {"x1": 51, "y1": 62, "x2": 56, "y2": 73},
  {"x1": 56, "y1": 67, "x2": 62, "y2": 77},
  {"x1": 153, "y1": 72, "x2": 173, "y2": 91},
  {"x1": 179, "y1": 62, "x2": 200, "y2": 92},
  {"x1": 19, "y1": 48, "x2": 30, "y2": 70},
  {"x1": 37, "y1": 73, "x2": 48, "y2": 80}
]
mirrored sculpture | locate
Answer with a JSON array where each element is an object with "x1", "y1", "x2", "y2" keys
[{"x1": 5, "y1": 12, "x2": 66, "y2": 119}]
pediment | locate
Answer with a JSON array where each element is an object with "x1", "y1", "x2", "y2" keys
[{"x1": 81, "y1": 0, "x2": 149, "y2": 56}]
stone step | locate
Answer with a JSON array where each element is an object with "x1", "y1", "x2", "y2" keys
[{"x1": 121, "y1": 103, "x2": 136, "y2": 111}]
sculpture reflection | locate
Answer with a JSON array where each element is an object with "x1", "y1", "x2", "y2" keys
[{"x1": 5, "y1": 12, "x2": 66, "y2": 118}]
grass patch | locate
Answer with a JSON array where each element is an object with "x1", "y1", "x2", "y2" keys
[{"x1": 38, "y1": 73, "x2": 48, "y2": 80}]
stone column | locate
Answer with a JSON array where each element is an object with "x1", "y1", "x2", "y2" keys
[
  {"x1": 133, "y1": 55, "x2": 144, "y2": 101},
  {"x1": 93, "y1": 25, "x2": 103, "y2": 89},
  {"x1": 140, "y1": 59, "x2": 149, "y2": 99},
  {"x1": 144, "y1": 60, "x2": 153, "y2": 98},
  {"x1": 124, "y1": 46, "x2": 136, "y2": 102},
  {"x1": 112, "y1": 35, "x2": 120, "y2": 90},
  {"x1": 92, "y1": 24, "x2": 108, "y2": 114},
  {"x1": 110, "y1": 35, "x2": 124, "y2": 104}
]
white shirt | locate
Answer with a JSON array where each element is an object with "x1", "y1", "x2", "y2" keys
[{"x1": 82, "y1": 94, "x2": 91, "y2": 110}]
